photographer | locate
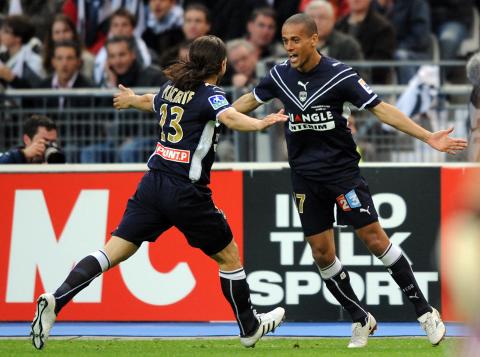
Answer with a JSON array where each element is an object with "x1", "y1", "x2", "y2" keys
[{"x1": 0, "y1": 115, "x2": 65, "y2": 164}]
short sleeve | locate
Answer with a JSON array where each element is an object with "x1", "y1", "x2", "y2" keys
[
  {"x1": 205, "y1": 86, "x2": 231, "y2": 118},
  {"x1": 253, "y1": 70, "x2": 277, "y2": 103},
  {"x1": 152, "y1": 92, "x2": 161, "y2": 112},
  {"x1": 339, "y1": 73, "x2": 380, "y2": 110}
]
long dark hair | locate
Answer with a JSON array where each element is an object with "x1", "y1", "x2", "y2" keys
[{"x1": 163, "y1": 35, "x2": 226, "y2": 91}]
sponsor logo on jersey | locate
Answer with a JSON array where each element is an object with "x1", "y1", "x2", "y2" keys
[
  {"x1": 345, "y1": 189, "x2": 361, "y2": 208},
  {"x1": 208, "y1": 95, "x2": 229, "y2": 110},
  {"x1": 154, "y1": 142, "x2": 190, "y2": 163},
  {"x1": 336, "y1": 194, "x2": 351, "y2": 211},
  {"x1": 287, "y1": 111, "x2": 335, "y2": 132},
  {"x1": 358, "y1": 78, "x2": 373, "y2": 94}
]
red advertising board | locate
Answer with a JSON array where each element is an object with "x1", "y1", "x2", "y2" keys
[
  {"x1": 440, "y1": 167, "x2": 480, "y2": 322},
  {"x1": 0, "y1": 170, "x2": 243, "y2": 321}
]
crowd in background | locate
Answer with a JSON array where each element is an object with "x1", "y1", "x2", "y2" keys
[
  {"x1": 0, "y1": 0, "x2": 479, "y2": 164},
  {"x1": 0, "y1": 0, "x2": 478, "y2": 91}
]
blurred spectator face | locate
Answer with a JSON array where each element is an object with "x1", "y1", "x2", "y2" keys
[
  {"x1": 348, "y1": 0, "x2": 371, "y2": 13},
  {"x1": 52, "y1": 46, "x2": 81, "y2": 83},
  {"x1": 107, "y1": 41, "x2": 136, "y2": 76},
  {"x1": 0, "y1": 25, "x2": 18, "y2": 49},
  {"x1": 228, "y1": 44, "x2": 257, "y2": 78},
  {"x1": 110, "y1": 15, "x2": 134, "y2": 37},
  {"x1": 150, "y1": 0, "x2": 175, "y2": 21},
  {"x1": 247, "y1": 14, "x2": 276, "y2": 48},
  {"x1": 183, "y1": 9, "x2": 210, "y2": 40},
  {"x1": 305, "y1": 3, "x2": 335, "y2": 41},
  {"x1": 52, "y1": 20, "x2": 74, "y2": 42}
]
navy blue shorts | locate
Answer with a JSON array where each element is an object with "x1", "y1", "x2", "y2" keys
[
  {"x1": 112, "y1": 170, "x2": 233, "y2": 256},
  {"x1": 291, "y1": 171, "x2": 379, "y2": 236}
]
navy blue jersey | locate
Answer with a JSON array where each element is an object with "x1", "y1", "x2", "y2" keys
[
  {"x1": 147, "y1": 81, "x2": 231, "y2": 185},
  {"x1": 253, "y1": 56, "x2": 380, "y2": 182}
]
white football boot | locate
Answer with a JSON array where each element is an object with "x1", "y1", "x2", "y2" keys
[
  {"x1": 348, "y1": 313, "x2": 377, "y2": 348},
  {"x1": 240, "y1": 307, "x2": 285, "y2": 348},
  {"x1": 31, "y1": 293, "x2": 57, "y2": 350},
  {"x1": 418, "y1": 307, "x2": 446, "y2": 345}
]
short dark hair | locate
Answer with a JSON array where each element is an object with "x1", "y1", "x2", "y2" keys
[
  {"x1": 283, "y1": 13, "x2": 318, "y2": 36},
  {"x1": 53, "y1": 40, "x2": 82, "y2": 58},
  {"x1": 249, "y1": 7, "x2": 276, "y2": 23},
  {"x1": 185, "y1": 3, "x2": 211, "y2": 24},
  {"x1": 110, "y1": 8, "x2": 137, "y2": 29},
  {"x1": 2, "y1": 15, "x2": 34, "y2": 44},
  {"x1": 23, "y1": 115, "x2": 57, "y2": 139},
  {"x1": 105, "y1": 36, "x2": 135, "y2": 52}
]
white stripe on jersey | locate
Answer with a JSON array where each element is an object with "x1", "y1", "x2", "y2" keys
[
  {"x1": 304, "y1": 73, "x2": 357, "y2": 108},
  {"x1": 189, "y1": 120, "x2": 215, "y2": 182},
  {"x1": 270, "y1": 66, "x2": 361, "y2": 111},
  {"x1": 359, "y1": 94, "x2": 378, "y2": 110}
]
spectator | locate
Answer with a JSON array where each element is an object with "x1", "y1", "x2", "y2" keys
[
  {"x1": 103, "y1": 36, "x2": 167, "y2": 88},
  {"x1": 0, "y1": 15, "x2": 45, "y2": 88},
  {"x1": 336, "y1": 0, "x2": 396, "y2": 84},
  {"x1": 182, "y1": 0, "x2": 260, "y2": 41},
  {"x1": 159, "y1": 3, "x2": 211, "y2": 67},
  {"x1": 246, "y1": 7, "x2": 282, "y2": 59},
  {"x1": 305, "y1": 0, "x2": 364, "y2": 61},
  {"x1": 300, "y1": 0, "x2": 350, "y2": 18},
  {"x1": 142, "y1": 0, "x2": 184, "y2": 59},
  {"x1": 0, "y1": 0, "x2": 61, "y2": 41},
  {"x1": 0, "y1": 115, "x2": 64, "y2": 164},
  {"x1": 38, "y1": 41, "x2": 97, "y2": 163},
  {"x1": 103, "y1": 36, "x2": 167, "y2": 162},
  {"x1": 43, "y1": 14, "x2": 95, "y2": 81},
  {"x1": 226, "y1": 39, "x2": 259, "y2": 89},
  {"x1": 466, "y1": 52, "x2": 480, "y2": 162},
  {"x1": 428, "y1": 0, "x2": 474, "y2": 61},
  {"x1": 94, "y1": 8, "x2": 154, "y2": 85},
  {"x1": 375, "y1": 0, "x2": 432, "y2": 84}
]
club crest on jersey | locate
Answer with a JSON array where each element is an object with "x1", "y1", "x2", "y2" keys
[
  {"x1": 358, "y1": 78, "x2": 373, "y2": 94},
  {"x1": 208, "y1": 95, "x2": 229, "y2": 110},
  {"x1": 297, "y1": 81, "x2": 309, "y2": 102}
]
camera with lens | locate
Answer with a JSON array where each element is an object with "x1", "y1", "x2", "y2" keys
[{"x1": 44, "y1": 141, "x2": 66, "y2": 164}]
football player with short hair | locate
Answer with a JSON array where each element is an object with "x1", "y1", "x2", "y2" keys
[
  {"x1": 30, "y1": 35, "x2": 287, "y2": 350},
  {"x1": 233, "y1": 13, "x2": 467, "y2": 348}
]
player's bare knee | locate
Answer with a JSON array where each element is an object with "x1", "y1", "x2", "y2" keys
[{"x1": 311, "y1": 246, "x2": 335, "y2": 267}]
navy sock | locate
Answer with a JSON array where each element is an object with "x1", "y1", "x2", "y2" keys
[
  {"x1": 378, "y1": 243, "x2": 432, "y2": 317},
  {"x1": 53, "y1": 251, "x2": 110, "y2": 314},
  {"x1": 219, "y1": 268, "x2": 258, "y2": 336},
  {"x1": 320, "y1": 258, "x2": 369, "y2": 325}
]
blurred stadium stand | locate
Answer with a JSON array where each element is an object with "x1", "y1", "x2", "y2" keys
[{"x1": 0, "y1": 61, "x2": 472, "y2": 163}]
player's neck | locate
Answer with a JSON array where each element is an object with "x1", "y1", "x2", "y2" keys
[
  {"x1": 298, "y1": 52, "x2": 322, "y2": 73},
  {"x1": 205, "y1": 75, "x2": 218, "y2": 85}
]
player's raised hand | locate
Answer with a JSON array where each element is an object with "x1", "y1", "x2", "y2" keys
[
  {"x1": 427, "y1": 127, "x2": 468, "y2": 154},
  {"x1": 261, "y1": 109, "x2": 288, "y2": 129},
  {"x1": 113, "y1": 84, "x2": 136, "y2": 110}
]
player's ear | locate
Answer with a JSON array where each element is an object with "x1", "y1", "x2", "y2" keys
[{"x1": 311, "y1": 32, "x2": 319, "y2": 46}]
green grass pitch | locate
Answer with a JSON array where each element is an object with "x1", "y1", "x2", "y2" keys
[{"x1": 0, "y1": 337, "x2": 459, "y2": 356}]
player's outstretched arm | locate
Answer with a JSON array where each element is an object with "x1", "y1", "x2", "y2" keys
[
  {"x1": 218, "y1": 107, "x2": 287, "y2": 132},
  {"x1": 113, "y1": 84, "x2": 155, "y2": 112},
  {"x1": 370, "y1": 101, "x2": 468, "y2": 154},
  {"x1": 232, "y1": 92, "x2": 263, "y2": 114}
]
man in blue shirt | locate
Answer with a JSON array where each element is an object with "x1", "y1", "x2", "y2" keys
[{"x1": 233, "y1": 13, "x2": 467, "y2": 348}]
